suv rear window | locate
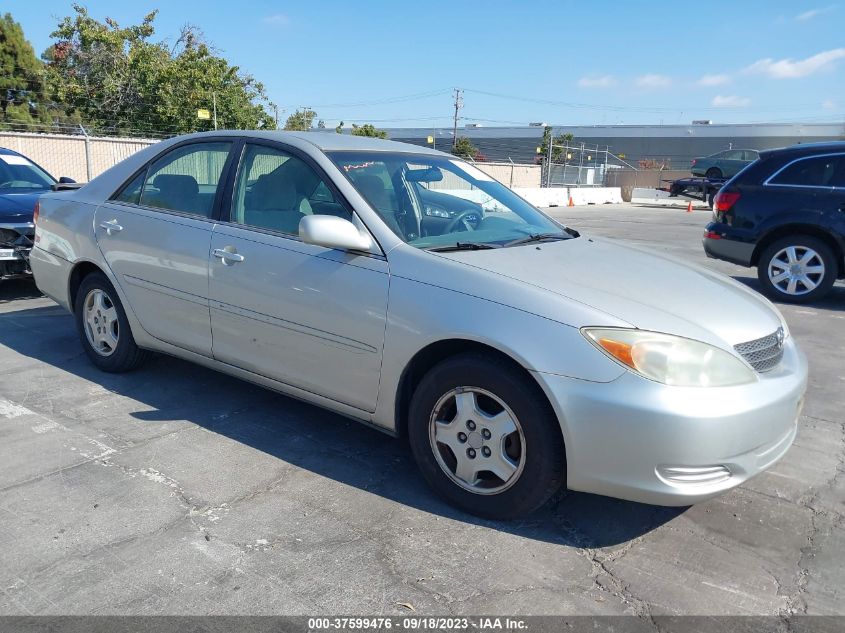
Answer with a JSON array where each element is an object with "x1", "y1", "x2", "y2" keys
[{"x1": 769, "y1": 155, "x2": 845, "y2": 188}]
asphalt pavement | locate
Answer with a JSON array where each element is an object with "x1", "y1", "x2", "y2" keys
[{"x1": 0, "y1": 204, "x2": 842, "y2": 616}]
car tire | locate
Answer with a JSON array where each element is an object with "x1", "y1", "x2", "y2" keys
[
  {"x1": 74, "y1": 272, "x2": 150, "y2": 372},
  {"x1": 757, "y1": 235, "x2": 837, "y2": 304},
  {"x1": 705, "y1": 167, "x2": 722, "y2": 180},
  {"x1": 407, "y1": 352, "x2": 566, "y2": 519}
]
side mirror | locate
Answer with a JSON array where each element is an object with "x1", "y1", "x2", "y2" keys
[
  {"x1": 299, "y1": 215, "x2": 373, "y2": 252},
  {"x1": 58, "y1": 176, "x2": 76, "y2": 184}
]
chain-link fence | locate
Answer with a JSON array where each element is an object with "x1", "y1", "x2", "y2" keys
[
  {"x1": 0, "y1": 129, "x2": 157, "y2": 182},
  {"x1": 1, "y1": 128, "x2": 678, "y2": 199}
]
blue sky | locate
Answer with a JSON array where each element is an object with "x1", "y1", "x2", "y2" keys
[{"x1": 8, "y1": 0, "x2": 845, "y2": 128}]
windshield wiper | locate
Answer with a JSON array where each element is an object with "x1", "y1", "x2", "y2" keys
[
  {"x1": 503, "y1": 232, "x2": 572, "y2": 247},
  {"x1": 427, "y1": 242, "x2": 501, "y2": 252}
]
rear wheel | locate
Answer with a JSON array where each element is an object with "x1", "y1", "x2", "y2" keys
[
  {"x1": 757, "y1": 235, "x2": 837, "y2": 303},
  {"x1": 74, "y1": 272, "x2": 149, "y2": 372},
  {"x1": 408, "y1": 352, "x2": 566, "y2": 519},
  {"x1": 705, "y1": 167, "x2": 722, "y2": 180}
]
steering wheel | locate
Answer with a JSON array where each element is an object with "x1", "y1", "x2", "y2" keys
[{"x1": 444, "y1": 209, "x2": 479, "y2": 234}]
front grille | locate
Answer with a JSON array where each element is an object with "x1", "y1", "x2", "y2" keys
[
  {"x1": 0, "y1": 228, "x2": 20, "y2": 247},
  {"x1": 735, "y1": 329, "x2": 784, "y2": 372},
  {"x1": 0, "y1": 227, "x2": 33, "y2": 248}
]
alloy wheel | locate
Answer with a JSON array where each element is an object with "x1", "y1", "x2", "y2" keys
[{"x1": 767, "y1": 245, "x2": 825, "y2": 296}]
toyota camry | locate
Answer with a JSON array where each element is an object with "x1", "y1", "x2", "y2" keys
[{"x1": 31, "y1": 131, "x2": 807, "y2": 518}]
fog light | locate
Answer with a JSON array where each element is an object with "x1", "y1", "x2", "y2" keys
[{"x1": 657, "y1": 465, "x2": 731, "y2": 487}]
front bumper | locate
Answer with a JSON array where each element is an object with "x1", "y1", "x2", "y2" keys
[
  {"x1": 0, "y1": 222, "x2": 34, "y2": 276},
  {"x1": 535, "y1": 338, "x2": 807, "y2": 506}
]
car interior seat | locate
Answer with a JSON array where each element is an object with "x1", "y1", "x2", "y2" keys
[
  {"x1": 150, "y1": 174, "x2": 204, "y2": 215},
  {"x1": 244, "y1": 173, "x2": 308, "y2": 234},
  {"x1": 352, "y1": 174, "x2": 405, "y2": 238}
]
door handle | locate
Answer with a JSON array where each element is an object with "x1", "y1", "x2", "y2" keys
[
  {"x1": 99, "y1": 220, "x2": 123, "y2": 235},
  {"x1": 212, "y1": 247, "x2": 245, "y2": 265}
]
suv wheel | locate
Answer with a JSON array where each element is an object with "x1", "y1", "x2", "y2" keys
[
  {"x1": 408, "y1": 352, "x2": 565, "y2": 519},
  {"x1": 74, "y1": 272, "x2": 150, "y2": 372},
  {"x1": 757, "y1": 235, "x2": 837, "y2": 303}
]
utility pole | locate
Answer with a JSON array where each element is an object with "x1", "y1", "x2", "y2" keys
[
  {"x1": 451, "y1": 88, "x2": 463, "y2": 151},
  {"x1": 273, "y1": 104, "x2": 279, "y2": 129},
  {"x1": 212, "y1": 92, "x2": 218, "y2": 130}
]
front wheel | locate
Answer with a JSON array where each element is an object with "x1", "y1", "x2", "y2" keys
[
  {"x1": 757, "y1": 236, "x2": 837, "y2": 303},
  {"x1": 705, "y1": 167, "x2": 722, "y2": 180},
  {"x1": 408, "y1": 353, "x2": 566, "y2": 519},
  {"x1": 74, "y1": 272, "x2": 150, "y2": 372}
]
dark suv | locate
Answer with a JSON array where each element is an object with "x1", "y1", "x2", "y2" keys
[{"x1": 703, "y1": 142, "x2": 845, "y2": 303}]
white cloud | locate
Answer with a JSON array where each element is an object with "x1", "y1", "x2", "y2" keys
[
  {"x1": 697, "y1": 73, "x2": 730, "y2": 86},
  {"x1": 577, "y1": 75, "x2": 615, "y2": 88},
  {"x1": 634, "y1": 74, "x2": 671, "y2": 88},
  {"x1": 745, "y1": 48, "x2": 845, "y2": 78},
  {"x1": 822, "y1": 99, "x2": 837, "y2": 110},
  {"x1": 795, "y1": 5, "x2": 835, "y2": 20},
  {"x1": 711, "y1": 95, "x2": 751, "y2": 107},
  {"x1": 263, "y1": 14, "x2": 290, "y2": 26}
]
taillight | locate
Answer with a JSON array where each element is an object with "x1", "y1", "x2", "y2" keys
[
  {"x1": 703, "y1": 231, "x2": 722, "y2": 240},
  {"x1": 33, "y1": 200, "x2": 40, "y2": 225},
  {"x1": 714, "y1": 191, "x2": 740, "y2": 212}
]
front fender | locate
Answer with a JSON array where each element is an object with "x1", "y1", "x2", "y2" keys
[{"x1": 371, "y1": 275, "x2": 626, "y2": 431}]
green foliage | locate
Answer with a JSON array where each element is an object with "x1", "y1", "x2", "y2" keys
[
  {"x1": 335, "y1": 121, "x2": 343, "y2": 134},
  {"x1": 0, "y1": 13, "x2": 52, "y2": 126},
  {"x1": 351, "y1": 123, "x2": 387, "y2": 139},
  {"x1": 283, "y1": 108, "x2": 317, "y2": 131},
  {"x1": 451, "y1": 136, "x2": 477, "y2": 159},
  {"x1": 538, "y1": 126, "x2": 575, "y2": 162},
  {"x1": 41, "y1": 4, "x2": 274, "y2": 135}
]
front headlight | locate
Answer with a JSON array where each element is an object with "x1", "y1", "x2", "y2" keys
[{"x1": 582, "y1": 328, "x2": 756, "y2": 387}]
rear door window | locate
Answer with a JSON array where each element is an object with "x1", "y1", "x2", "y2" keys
[
  {"x1": 139, "y1": 142, "x2": 233, "y2": 217},
  {"x1": 769, "y1": 155, "x2": 845, "y2": 188}
]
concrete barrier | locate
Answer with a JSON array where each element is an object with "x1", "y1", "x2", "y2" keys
[
  {"x1": 514, "y1": 187, "x2": 624, "y2": 207},
  {"x1": 630, "y1": 187, "x2": 709, "y2": 209},
  {"x1": 422, "y1": 186, "x2": 624, "y2": 209}
]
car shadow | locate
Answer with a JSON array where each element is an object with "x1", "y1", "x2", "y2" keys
[
  {"x1": 731, "y1": 275, "x2": 845, "y2": 312},
  {"x1": 0, "y1": 276, "x2": 42, "y2": 304},
  {"x1": 0, "y1": 298, "x2": 685, "y2": 548}
]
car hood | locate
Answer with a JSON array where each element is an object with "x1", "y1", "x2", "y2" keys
[
  {"x1": 0, "y1": 191, "x2": 42, "y2": 221},
  {"x1": 438, "y1": 236, "x2": 784, "y2": 348}
]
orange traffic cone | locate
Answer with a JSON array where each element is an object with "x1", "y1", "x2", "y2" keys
[
  {"x1": 568, "y1": 196, "x2": 575, "y2": 207},
  {"x1": 686, "y1": 201, "x2": 693, "y2": 213}
]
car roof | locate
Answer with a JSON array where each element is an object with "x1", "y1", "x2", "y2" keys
[
  {"x1": 167, "y1": 129, "x2": 445, "y2": 155},
  {"x1": 760, "y1": 141, "x2": 845, "y2": 159},
  {"x1": 0, "y1": 147, "x2": 25, "y2": 156}
]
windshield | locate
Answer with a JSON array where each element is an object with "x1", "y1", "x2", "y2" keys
[
  {"x1": 0, "y1": 153, "x2": 56, "y2": 192},
  {"x1": 327, "y1": 151, "x2": 571, "y2": 249}
]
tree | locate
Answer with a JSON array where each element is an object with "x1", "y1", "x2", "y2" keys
[
  {"x1": 0, "y1": 13, "x2": 51, "y2": 127},
  {"x1": 317, "y1": 119, "x2": 326, "y2": 129},
  {"x1": 283, "y1": 108, "x2": 317, "y2": 131},
  {"x1": 537, "y1": 126, "x2": 575, "y2": 162},
  {"x1": 351, "y1": 123, "x2": 387, "y2": 139},
  {"x1": 451, "y1": 136, "x2": 478, "y2": 159},
  {"x1": 41, "y1": 5, "x2": 274, "y2": 136},
  {"x1": 335, "y1": 121, "x2": 343, "y2": 134}
]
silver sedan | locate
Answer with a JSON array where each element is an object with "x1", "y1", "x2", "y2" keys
[{"x1": 31, "y1": 131, "x2": 807, "y2": 518}]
